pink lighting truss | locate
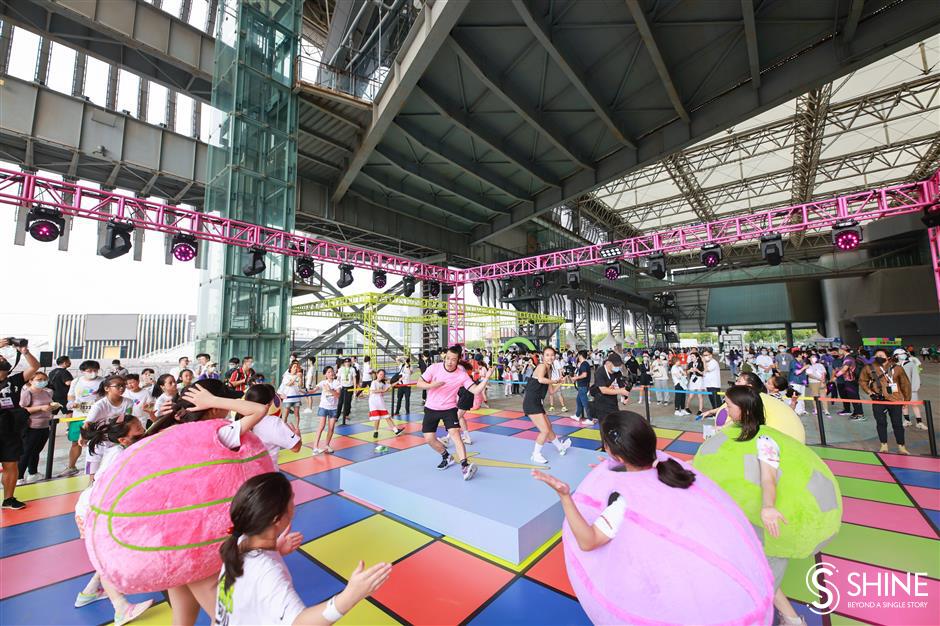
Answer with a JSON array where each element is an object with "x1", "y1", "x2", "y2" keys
[{"x1": 0, "y1": 169, "x2": 457, "y2": 284}]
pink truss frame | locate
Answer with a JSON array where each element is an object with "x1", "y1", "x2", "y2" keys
[{"x1": 1, "y1": 168, "x2": 938, "y2": 302}]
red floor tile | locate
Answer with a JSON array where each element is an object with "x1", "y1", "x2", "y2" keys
[
  {"x1": 656, "y1": 437, "x2": 674, "y2": 450},
  {"x1": 304, "y1": 435, "x2": 367, "y2": 451},
  {"x1": 0, "y1": 491, "x2": 82, "y2": 528},
  {"x1": 377, "y1": 434, "x2": 427, "y2": 450},
  {"x1": 464, "y1": 421, "x2": 491, "y2": 432},
  {"x1": 679, "y1": 431, "x2": 705, "y2": 443},
  {"x1": 842, "y1": 496, "x2": 938, "y2": 538},
  {"x1": 0, "y1": 539, "x2": 92, "y2": 599},
  {"x1": 337, "y1": 491, "x2": 383, "y2": 511},
  {"x1": 279, "y1": 454, "x2": 352, "y2": 477},
  {"x1": 512, "y1": 430, "x2": 540, "y2": 441},
  {"x1": 292, "y1": 479, "x2": 330, "y2": 505},
  {"x1": 499, "y1": 419, "x2": 535, "y2": 430},
  {"x1": 824, "y1": 459, "x2": 896, "y2": 482},
  {"x1": 398, "y1": 422, "x2": 425, "y2": 434},
  {"x1": 905, "y1": 485, "x2": 940, "y2": 511},
  {"x1": 879, "y1": 453, "x2": 940, "y2": 472},
  {"x1": 492, "y1": 411, "x2": 524, "y2": 418},
  {"x1": 668, "y1": 451, "x2": 695, "y2": 462},
  {"x1": 372, "y1": 541, "x2": 513, "y2": 625},
  {"x1": 525, "y1": 543, "x2": 574, "y2": 597}
]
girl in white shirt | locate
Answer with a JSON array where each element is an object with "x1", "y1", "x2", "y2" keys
[
  {"x1": 244, "y1": 384, "x2": 302, "y2": 470},
  {"x1": 312, "y1": 367, "x2": 342, "y2": 455},
  {"x1": 150, "y1": 374, "x2": 178, "y2": 428},
  {"x1": 368, "y1": 370, "x2": 405, "y2": 440},
  {"x1": 215, "y1": 472, "x2": 390, "y2": 626},
  {"x1": 84, "y1": 376, "x2": 135, "y2": 477},
  {"x1": 546, "y1": 358, "x2": 568, "y2": 413},
  {"x1": 278, "y1": 363, "x2": 304, "y2": 428}
]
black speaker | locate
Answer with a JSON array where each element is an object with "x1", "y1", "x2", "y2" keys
[{"x1": 39, "y1": 351, "x2": 53, "y2": 367}]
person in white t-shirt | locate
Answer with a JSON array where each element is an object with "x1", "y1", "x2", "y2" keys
[
  {"x1": 368, "y1": 370, "x2": 405, "y2": 443},
  {"x1": 122, "y1": 374, "x2": 152, "y2": 421},
  {"x1": 303, "y1": 357, "x2": 317, "y2": 411},
  {"x1": 392, "y1": 358, "x2": 413, "y2": 417},
  {"x1": 83, "y1": 376, "x2": 135, "y2": 477},
  {"x1": 357, "y1": 356, "x2": 373, "y2": 399},
  {"x1": 215, "y1": 472, "x2": 390, "y2": 626},
  {"x1": 701, "y1": 349, "x2": 722, "y2": 409},
  {"x1": 755, "y1": 349, "x2": 774, "y2": 383},
  {"x1": 150, "y1": 374, "x2": 178, "y2": 428},
  {"x1": 277, "y1": 363, "x2": 304, "y2": 429},
  {"x1": 243, "y1": 385, "x2": 302, "y2": 470},
  {"x1": 312, "y1": 367, "x2": 342, "y2": 455}
]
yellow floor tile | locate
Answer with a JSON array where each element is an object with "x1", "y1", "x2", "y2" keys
[
  {"x1": 302, "y1": 514, "x2": 432, "y2": 578},
  {"x1": 278, "y1": 446, "x2": 313, "y2": 464},
  {"x1": 443, "y1": 530, "x2": 561, "y2": 573},
  {"x1": 653, "y1": 427, "x2": 682, "y2": 439},
  {"x1": 347, "y1": 427, "x2": 402, "y2": 442},
  {"x1": 10, "y1": 475, "x2": 89, "y2": 502},
  {"x1": 569, "y1": 428, "x2": 601, "y2": 440},
  {"x1": 338, "y1": 599, "x2": 401, "y2": 625}
]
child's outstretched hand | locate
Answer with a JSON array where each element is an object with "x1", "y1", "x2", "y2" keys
[
  {"x1": 276, "y1": 525, "x2": 303, "y2": 555},
  {"x1": 347, "y1": 560, "x2": 392, "y2": 599},
  {"x1": 532, "y1": 470, "x2": 570, "y2": 495}
]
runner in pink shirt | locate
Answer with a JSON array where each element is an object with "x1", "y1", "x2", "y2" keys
[{"x1": 415, "y1": 345, "x2": 490, "y2": 481}]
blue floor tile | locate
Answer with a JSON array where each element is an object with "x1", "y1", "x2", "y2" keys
[
  {"x1": 381, "y1": 510, "x2": 442, "y2": 538},
  {"x1": 290, "y1": 494, "x2": 373, "y2": 541},
  {"x1": 890, "y1": 467, "x2": 940, "y2": 489},
  {"x1": 924, "y1": 508, "x2": 940, "y2": 530},
  {"x1": 0, "y1": 573, "x2": 163, "y2": 625},
  {"x1": 469, "y1": 578, "x2": 591, "y2": 626},
  {"x1": 550, "y1": 425, "x2": 581, "y2": 436},
  {"x1": 303, "y1": 468, "x2": 343, "y2": 492},
  {"x1": 333, "y1": 443, "x2": 398, "y2": 462},
  {"x1": 334, "y1": 423, "x2": 372, "y2": 435},
  {"x1": 666, "y1": 439, "x2": 701, "y2": 455},
  {"x1": 567, "y1": 437, "x2": 602, "y2": 451},
  {"x1": 283, "y1": 551, "x2": 345, "y2": 604},
  {"x1": 479, "y1": 425, "x2": 523, "y2": 436},
  {"x1": 0, "y1": 513, "x2": 79, "y2": 558},
  {"x1": 468, "y1": 415, "x2": 510, "y2": 425}
]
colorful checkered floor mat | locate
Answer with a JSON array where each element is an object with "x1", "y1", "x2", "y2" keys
[{"x1": 1, "y1": 410, "x2": 938, "y2": 625}]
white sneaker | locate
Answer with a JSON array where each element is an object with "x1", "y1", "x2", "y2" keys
[
  {"x1": 569, "y1": 414, "x2": 579, "y2": 420},
  {"x1": 438, "y1": 436, "x2": 452, "y2": 448},
  {"x1": 530, "y1": 452, "x2": 549, "y2": 464},
  {"x1": 461, "y1": 433, "x2": 472, "y2": 445},
  {"x1": 16, "y1": 478, "x2": 25, "y2": 486},
  {"x1": 903, "y1": 419, "x2": 912, "y2": 427},
  {"x1": 311, "y1": 448, "x2": 323, "y2": 455},
  {"x1": 915, "y1": 422, "x2": 928, "y2": 431},
  {"x1": 27, "y1": 472, "x2": 41, "y2": 483},
  {"x1": 580, "y1": 418, "x2": 594, "y2": 426},
  {"x1": 556, "y1": 438, "x2": 572, "y2": 456},
  {"x1": 325, "y1": 446, "x2": 334, "y2": 453},
  {"x1": 674, "y1": 410, "x2": 682, "y2": 416},
  {"x1": 461, "y1": 462, "x2": 478, "y2": 481}
]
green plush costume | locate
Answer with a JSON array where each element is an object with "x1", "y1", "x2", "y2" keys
[{"x1": 693, "y1": 424, "x2": 842, "y2": 559}]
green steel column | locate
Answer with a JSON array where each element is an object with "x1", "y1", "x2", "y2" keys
[{"x1": 197, "y1": 0, "x2": 301, "y2": 378}]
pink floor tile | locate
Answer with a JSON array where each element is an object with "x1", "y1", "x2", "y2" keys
[
  {"x1": 552, "y1": 418, "x2": 585, "y2": 428},
  {"x1": 0, "y1": 539, "x2": 93, "y2": 598},
  {"x1": 464, "y1": 421, "x2": 492, "y2": 431},
  {"x1": 820, "y1": 555, "x2": 939, "y2": 625},
  {"x1": 512, "y1": 430, "x2": 540, "y2": 440},
  {"x1": 879, "y1": 453, "x2": 940, "y2": 473},
  {"x1": 842, "y1": 497, "x2": 938, "y2": 538},
  {"x1": 668, "y1": 451, "x2": 694, "y2": 462},
  {"x1": 905, "y1": 485, "x2": 940, "y2": 511},
  {"x1": 499, "y1": 419, "x2": 535, "y2": 430},
  {"x1": 291, "y1": 479, "x2": 330, "y2": 505},
  {"x1": 824, "y1": 459, "x2": 895, "y2": 482}
]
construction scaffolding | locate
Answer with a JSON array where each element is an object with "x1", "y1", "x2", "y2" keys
[{"x1": 292, "y1": 293, "x2": 565, "y2": 368}]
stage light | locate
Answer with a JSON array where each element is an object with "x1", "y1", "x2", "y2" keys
[
  {"x1": 499, "y1": 279, "x2": 514, "y2": 299},
  {"x1": 426, "y1": 281, "x2": 441, "y2": 297},
  {"x1": 532, "y1": 273, "x2": 545, "y2": 289},
  {"x1": 295, "y1": 257, "x2": 315, "y2": 279},
  {"x1": 604, "y1": 261, "x2": 622, "y2": 281},
  {"x1": 401, "y1": 276, "x2": 416, "y2": 296},
  {"x1": 700, "y1": 243, "x2": 722, "y2": 268},
  {"x1": 99, "y1": 221, "x2": 133, "y2": 259},
  {"x1": 760, "y1": 234, "x2": 783, "y2": 266},
  {"x1": 337, "y1": 264, "x2": 354, "y2": 288},
  {"x1": 647, "y1": 253, "x2": 666, "y2": 279},
  {"x1": 242, "y1": 248, "x2": 266, "y2": 277},
  {"x1": 472, "y1": 281, "x2": 485, "y2": 297},
  {"x1": 832, "y1": 220, "x2": 862, "y2": 251},
  {"x1": 442, "y1": 284, "x2": 455, "y2": 296},
  {"x1": 600, "y1": 243, "x2": 623, "y2": 259},
  {"x1": 566, "y1": 267, "x2": 580, "y2": 289},
  {"x1": 171, "y1": 234, "x2": 198, "y2": 262},
  {"x1": 25, "y1": 206, "x2": 65, "y2": 242},
  {"x1": 922, "y1": 203, "x2": 940, "y2": 228},
  {"x1": 372, "y1": 270, "x2": 387, "y2": 289}
]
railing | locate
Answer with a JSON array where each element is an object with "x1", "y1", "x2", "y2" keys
[{"x1": 298, "y1": 51, "x2": 385, "y2": 102}]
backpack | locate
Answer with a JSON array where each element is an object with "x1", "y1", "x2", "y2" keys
[{"x1": 843, "y1": 359, "x2": 857, "y2": 382}]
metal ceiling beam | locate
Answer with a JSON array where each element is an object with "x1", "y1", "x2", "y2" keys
[
  {"x1": 374, "y1": 145, "x2": 511, "y2": 216},
  {"x1": 299, "y1": 125, "x2": 353, "y2": 153},
  {"x1": 909, "y1": 134, "x2": 940, "y2": 181},
  {"x1": 511, "y1": 0, "x2": 635, "y2": 148},
  {"x1": 446, "y1": 35, "x2": 594, "y2": 169},
  {"x1": 789, "y1": 84, "x2": 833, "y2": 245},
  {"x1": 415, "y1": 84, "x2": 561, "y2": 188},
  {"x1": 624, "y1": 0, "x2": 690, "y2": 123},
  {"x1": 393, "y1": 118, "x2": 531, "y2": 201},
  {"x1": 843, "y1": 0, "x2": 865, "y2": 43},
  {"x1": 359, "y1": 165, "x2": 492, "y2": 223},
  {"x1": 332, "y1": 0, "x2": 469, "y2": 203},
  {"x1": 662, "y1": 152, "x2": 717, "y2": 223},
  {"x1": 741, "y1": 0, "x2": 760, "y2": 89},
  {"x1": 299, "y1": 95, "x2": 365, "y2": 131},
  {"x1": 355, "y1": 171, "x2": 484, "y2": 226},
  {"x1": 299, "y1": 151, "x2": 343, "y2": 171}
]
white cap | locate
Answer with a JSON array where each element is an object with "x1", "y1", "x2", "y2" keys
[{"x1": 892, "y1": 348, "x2": 907, "y2": 356}]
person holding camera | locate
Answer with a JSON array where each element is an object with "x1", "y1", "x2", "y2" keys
[
  {"x1": 860, "y1": 348, "x2": 911, "y2": 455},
  {"x1": 0, "y1": 338, "x2": 40, "y2": 509}
]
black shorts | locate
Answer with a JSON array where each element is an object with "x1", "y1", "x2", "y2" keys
[
  {"x1": 422, "y1": 407, "x2": 460, "y2": 433},
  {"x1": 0, "y1": 433, "x2": 22, "y2": 463},
  {"x1": 523, "y1": 399, "x2": 546, "y2": 415}
]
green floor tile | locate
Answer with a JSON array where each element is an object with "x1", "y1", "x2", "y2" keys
[
  {"x1": 830, "y1": 614, "x2": 872, "y2": 626},
  {"x1": 810, "y1": 447, "x2": 881, "y2": 466},
  {"x1": 835, "y1": 476, "x2": 912, "y2": 506},
  {"x1": 823, "y1": 523, "x2": 940, "y2": 579},
  {"x1": 781, "y1": 554, "x2": 818, "y2": 604}
]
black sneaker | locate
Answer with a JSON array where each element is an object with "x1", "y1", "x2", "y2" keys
[
  {"x1": 1, "y1": 497, "x2": 26, "y2": 510},
  {"x1": 373, "y1": 431, "x2": 379, "y2": 439},
  {"x1": 850, "y1": 414, "x2": 867, "y2": 421},
  {"x1": 437, "y1": 455, "x2": 455, "y2": 470}
]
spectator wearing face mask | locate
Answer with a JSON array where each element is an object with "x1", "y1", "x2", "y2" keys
[
  {"x1": 650, "y1": 354, "x2": 669, "y2": 406},
  {"x1": 894, "y1": 349, "x2": 926, "y2": 430},
  {"x1": 859, "y1": 349, "x2": 911, "y2": 454},
  {"x1": 754, "y1": 349, "x2": 774, "y2": 383},
  {"x1": 701, "y1": 349, "x2": 722, "y2": 409},
  {"x1": 833, "y1": 346, "x2": 864, "y2": 420},
  {"x1": 805, "y1": 353, "x2": 831, "y2": 418},
  {"x1": 773, "y1": 345, "x2": 793, "y2": 378},
  {"x1": 17, "y1": 371, "x2": 56, "y2": 484}
]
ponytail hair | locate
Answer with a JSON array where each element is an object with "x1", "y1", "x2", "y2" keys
[
  {"x1": 599, "y1": 411, "x2": 695, "y2": 489},
  {"x1": 221, "y1": 473, "x2": 292, "y2": 591},
  {"x1": 152, "y1": 374, "x2": 175, "y2": 399},
  {"x1": 81, "y1": 416, "x2": 141, "y2": 455}
]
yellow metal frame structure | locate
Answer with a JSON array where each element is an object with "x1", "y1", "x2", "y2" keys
[{"x1": 292, "y1": 293, "x2": 565, "y2": 368}]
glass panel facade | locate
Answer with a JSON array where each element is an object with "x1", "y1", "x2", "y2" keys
[{"x1": 196, "y1": 0, "x2": 300, "y2": 379}]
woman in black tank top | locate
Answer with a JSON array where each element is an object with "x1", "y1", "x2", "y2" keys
[{"x1": 524, "y1": 347, "x2": 573, "y2": 465}]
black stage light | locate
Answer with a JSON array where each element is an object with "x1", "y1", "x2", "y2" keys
[
  {"x1": 472, "y1": 281, "x2": 485, "y2": 297},
  {"x1": 337, "y1": 264, "x2": 354, "y2": 288},
  {"x1": 499, "y1": 279, "x2": 514, "y2": 299},
  {"x1": 372, "y1": 270, "x2": 387, "y2": 289},
  {"x1": 922, "y1": 203, "x2": 940, "y2": 228},
  {"x1": 171, "y1": 234, "x2": 198, "y2": 262},
  {"x1": 242, "y1": 248, "x2": 266, "y2": 277},
  {"x1": 532, "y1": 273, "x2": 545, "y2": 289},
  {"x1": 832, "y1": 220, "x2": 862, "y2": 251},
  {"x1": 604, "y1": 261, "x2": 622, "y2": 281},
  {"x1": 760, "y1": 234, "x2": 784, "y2": 266},
  {"x1": 700, "y1": 243, "x2": 722, "y2": 268},
  {"x1": 401, "y1": 276, "x2": 416, "y2": 296},
  {"x1": 295, "y1": 257, "x2": 315, "y2": 279},
  {"x1": 647, "y1": 253, "x2": 666, "y2": 279},
  {"x1": 26, "y1": 206, "x2": 65, "y2": 242},
  {"x1": 99, "y1": 221, "x2": 133, "y2": 259},
  {"x1": 566, "y1": 267, "x2": 580, "y2": 289},
  {"x1": 426, "y1": 281, "x2": 441, "y2": 297}
]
